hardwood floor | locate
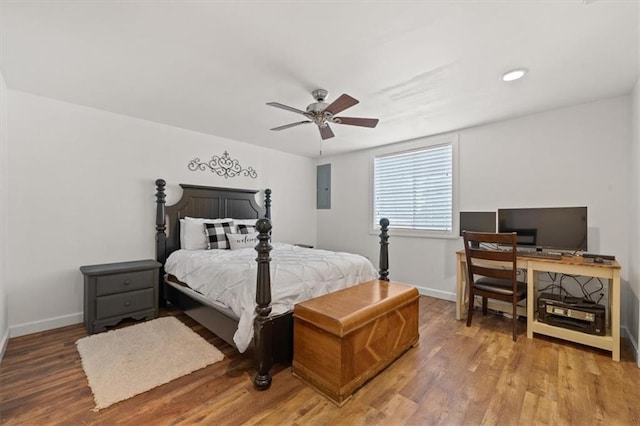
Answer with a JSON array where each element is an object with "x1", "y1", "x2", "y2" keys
[{"x1": 1, "y1": 296, "x2": 639, "y2": 425}]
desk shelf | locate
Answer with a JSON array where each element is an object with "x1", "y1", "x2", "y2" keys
[{"x1": 530, "y1": 320, "x2": 614, "y2": 352}]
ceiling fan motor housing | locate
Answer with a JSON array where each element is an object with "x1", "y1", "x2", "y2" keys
[
  {"x1": 307, "y1": 88, "x2": 330, "y2": 119},
  {"x1": 306, "y1": 90, "x2": 330, "y2": 127},
  {"x1": 312, "y1": 89, "x2": 328, "y2": 102},
  {"x1": 306, "y1": 102, "x2": 329, "y2": 114}
]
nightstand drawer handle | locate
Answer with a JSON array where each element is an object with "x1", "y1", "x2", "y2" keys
[
  {"x1": 124, "y1": 301, "x2": 131, "y2": 307},
  {"x1": 123, "y1": 280, "x2": 131, "y2": 286}
]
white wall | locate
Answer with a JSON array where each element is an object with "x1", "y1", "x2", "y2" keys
[
  {"x1": 630, "y1": 76, "x2": 640, "y2": 365},
  {"x1": 628, "y1": 5, "x2": 640, "y2": 365},
  {"x1": 318, "y1": 96, "x2": 631, "y2": 303},
  {"x1": 0, "y1": 74, "x2": 9, "y2": 358},
  {"x1": 6, "y1": 90, "x2": 316, "y2": 337}
]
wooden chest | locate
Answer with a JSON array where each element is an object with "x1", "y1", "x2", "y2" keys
[{"x1": 292, "y1": 280, "x2": 419, "y2": 406}]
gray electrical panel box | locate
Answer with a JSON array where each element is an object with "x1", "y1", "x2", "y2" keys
[{"x1": 317, "y1": 163, "x2": 331, "y2": 209}]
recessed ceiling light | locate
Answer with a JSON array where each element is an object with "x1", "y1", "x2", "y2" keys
[{"x1": 502, "y1": 68, "x2": 528, "y2": 82}]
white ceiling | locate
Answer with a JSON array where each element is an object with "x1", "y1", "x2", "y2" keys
[{"x1": 1, "y1": 1, "x2": 638, "y2": 158}]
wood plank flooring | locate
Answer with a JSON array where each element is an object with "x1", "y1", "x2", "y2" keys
[{"x1": 1, "y1": 296, "x2": 639, "y2": 425}]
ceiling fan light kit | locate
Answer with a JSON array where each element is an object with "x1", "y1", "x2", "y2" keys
[{"x1": 267, "y1": 89, "x2": 379, "y2": 140}]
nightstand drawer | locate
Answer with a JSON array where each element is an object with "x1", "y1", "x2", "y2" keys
[
  {"x1": 96, "y1": 270, "x2": 154, "y2": 296},
  {"x1": 96, "y1": 288, "x2": 154, "y2": 319}
]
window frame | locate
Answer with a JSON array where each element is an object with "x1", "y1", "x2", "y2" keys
[{"x1": 370, "y1": 133, "x2": 459, "y2": 239}]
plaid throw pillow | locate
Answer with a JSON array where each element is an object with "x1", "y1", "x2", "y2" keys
[
  {"x1": 204, "y1": 222, "x2": 234, "y2": 249},
  {"x1": 237, "y1": 224, "x2": 256, "y2": 234}
]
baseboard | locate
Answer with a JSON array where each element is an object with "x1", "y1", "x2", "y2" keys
[
  {"x1": 9, "y1": 312, "x2": 83, "y2": 338},
  {"x1": 622, "y1": 325, "x2": 639, "y2": 366},
  {"x1": 413, "y1": 285, "x2": 456, "y2": 302},
  {"x1": 0, "y1": 327, "x2": 9, "y2": 363}
]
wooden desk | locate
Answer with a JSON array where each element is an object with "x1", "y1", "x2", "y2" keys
[{"x1": 455, "y1": 251, "x2": 622, "y2": 361}]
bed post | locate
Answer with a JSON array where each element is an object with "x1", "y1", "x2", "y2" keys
[
  {"x1": 253, "y1": 218, "x2": 273, "y2": 390},
  {"x1": 155, "y1": 179, "x2": 167, "y2": 262},
  {"x1": 264, "y1": 188, "x2": 272, "y2": 219},
  {"x1": 378, "y1": 218, "x2": 389, "y2": 281},
  {"x1": 155, "y1": 179, "x2": 167, "y2": 304}
]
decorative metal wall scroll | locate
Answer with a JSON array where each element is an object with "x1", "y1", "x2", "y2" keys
[{"x1": 188, "y1": 151, "x2": 257, "y2": 179}]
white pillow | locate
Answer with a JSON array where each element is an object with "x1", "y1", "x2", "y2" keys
[
  {"x1": 226, "y1": 232, "x2": 259, "y2": 250},
  {"x1": 179, "y1": 217, "x2": 234, "y2": 250},
  {"x1": 234, "y1": 218, "x2": 259, "y2": 226}
]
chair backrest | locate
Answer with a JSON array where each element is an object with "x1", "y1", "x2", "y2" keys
[{"x1": 462, "y1": 231, "x2": 518, "y2": 285}]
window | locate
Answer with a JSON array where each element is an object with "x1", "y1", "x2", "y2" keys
[{"x1": 373, "y1": 140, "x2": 454, "y2": 234}]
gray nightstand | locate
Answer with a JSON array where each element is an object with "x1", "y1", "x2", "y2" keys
[{"x1": 80, "y1": 259, "x2": 161, "y2": 334}]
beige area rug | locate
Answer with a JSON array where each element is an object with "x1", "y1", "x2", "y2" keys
[{"x1": 76, "y1": 316, "x2": 224, "y2": 411}]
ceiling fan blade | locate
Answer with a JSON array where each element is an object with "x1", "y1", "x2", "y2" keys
[
  {"x1": 319, "y1": 124, "x2": 335, "y2": 140},
  {"x1": 270, "y1": 121, "x2": 312, "y2": 131},
  {"x1": 324, "y1": 94, "x2": 359, "y2": 115},
  {"x1": 266, "y1": 102, "x2": 308, "y2": 116},
  {"x1": 333, "y1": 117, "x2": 379, "y2": 128}
]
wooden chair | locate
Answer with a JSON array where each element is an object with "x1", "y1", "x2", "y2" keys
[{"x1": 462, "y1": 231, "x2": 527, "y2": 341}]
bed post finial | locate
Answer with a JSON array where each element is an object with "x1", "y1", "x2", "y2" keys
[
  {"x1": 155, "y1": 179, "x2": 167, "y2": 261},
  {"x1": 253, "y1": 218, "x2": 273, "y2": 390},
  {"x1": 264, "y1": 189, "x2": 272, "y2": 219},
  {"x1": 379, "y1": 218, "x2": 390, "y2": 281}
]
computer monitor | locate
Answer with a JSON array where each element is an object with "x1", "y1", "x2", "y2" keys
[
  {"x1": 459, "y1": 211, "x2": 496, "y2": 236},
  {"x1": 497, "y1": 207, "x2": 587, "y2": 251}
]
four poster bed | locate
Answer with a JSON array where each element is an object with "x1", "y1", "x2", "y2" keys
[{"x1": 154, "y1": 179, "x2": 390, "y2": 389}]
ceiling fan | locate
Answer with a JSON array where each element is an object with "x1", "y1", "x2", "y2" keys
[{"x1": 266, "y1": 89, "x2": 379, "y2": 140}]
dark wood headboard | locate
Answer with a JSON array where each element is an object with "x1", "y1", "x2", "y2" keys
[{"x1": 154, "y1": 179, "x2": 271, "y2": 264}]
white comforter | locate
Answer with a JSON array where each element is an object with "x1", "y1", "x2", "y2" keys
[{"x1": 164, "y1": 243, "x2": 378, "y2": 352}]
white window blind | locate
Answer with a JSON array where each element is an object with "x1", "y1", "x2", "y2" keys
[{"x1": 374, "y1": 143, "x2": 453, "y2": 232}]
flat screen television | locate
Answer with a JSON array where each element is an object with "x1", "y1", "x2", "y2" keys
[
  {"x1": 459, "y1": 211, "x2": 496, "y2": 236},
  {"x1": 497, "y1": 207, "x2": 587, "y2": 251}
]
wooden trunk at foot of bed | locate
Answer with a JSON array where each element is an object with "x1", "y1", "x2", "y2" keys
[
  {"x1": 155, "y1": 179, "x2": 390, "y2": 391},
  {"x1": 292, "y1": 280, "x2": 419, "y2": 405}
]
